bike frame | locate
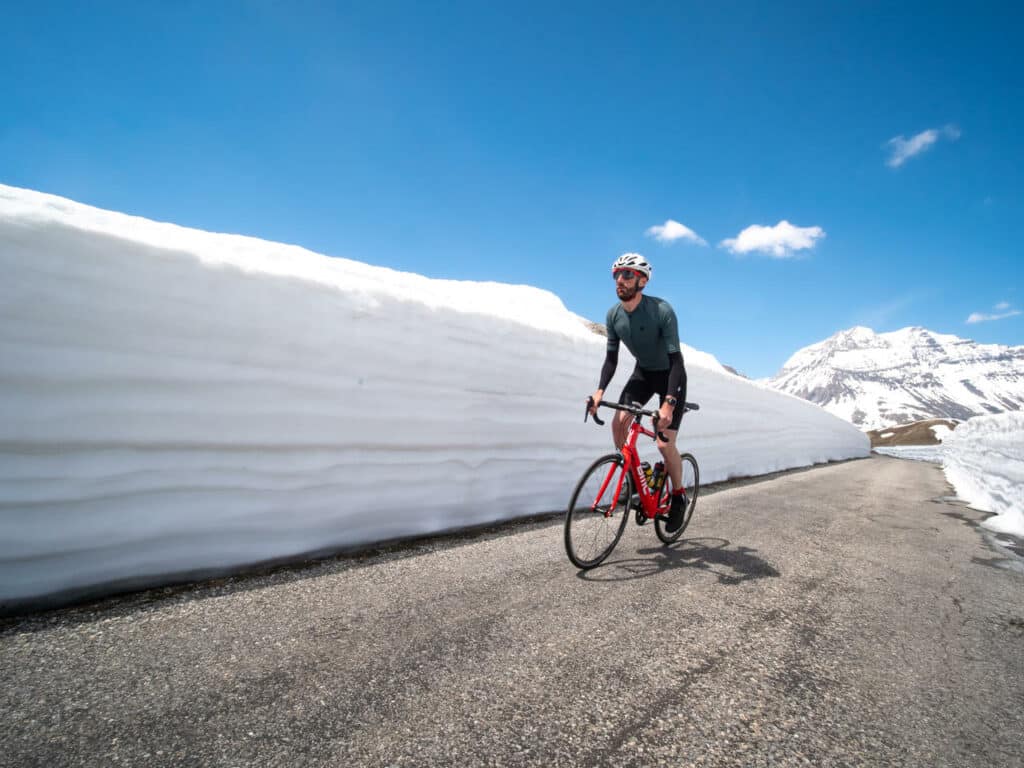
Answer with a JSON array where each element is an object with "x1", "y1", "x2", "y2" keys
[{"x1": 593, "y1": 412, "x2": 669, "y2": 520}]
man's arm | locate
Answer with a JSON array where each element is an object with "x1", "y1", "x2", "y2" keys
[
  {"x1": 659, "y1": 301, "x2": 684, "y2": 397},
  {"x1": 590, "y1": 345, "x2": 618, "y2": 414},
  {"x1": 666, "y1": 350, "x2": 685, "y2": 401},
  {"x1": 657, "y1": 300, "x2": 685, "y2": 436},
  {"x1": 598, "y1": 346, "x2": 619, "y2": 392},
  {"x1": 655, "y1": 350, "x2": 686, "y2": 441},
  {"x1": 591, "y1": 308, "x2": 621, "y2": 412}
]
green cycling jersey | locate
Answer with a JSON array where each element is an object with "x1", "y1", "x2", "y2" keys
[{"x1": 605, "y1": 294, "x2": 680, "y2": 370}]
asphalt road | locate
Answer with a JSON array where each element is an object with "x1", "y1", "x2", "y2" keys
[{"x1": 2, "y1": 455, "x2": 1023, "y2": 768}]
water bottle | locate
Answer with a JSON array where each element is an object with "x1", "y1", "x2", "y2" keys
[
  {"x1": 641, "y1": 461, "x2": 653, "y2": 488},
  {"x1": 651, "y1": 461, "x2": 666, "y2": 492}
]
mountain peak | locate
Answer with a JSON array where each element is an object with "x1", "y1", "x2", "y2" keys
[
  {"x1": 828, "y1": 326, "x2": 876, "y2": 344},
  {"x1": 769, "y1": 325, "x2": 1024, "y2": 430},
  {"x1": 893, "y1": 325, "x2": 933, "y2": 338}
]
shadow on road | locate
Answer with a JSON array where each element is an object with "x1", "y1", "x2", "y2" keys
[{"x1": 576, "y1": 536, "x2": 781, "y2": 584}]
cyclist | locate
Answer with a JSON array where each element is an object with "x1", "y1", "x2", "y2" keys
[{"x1": 588, "y1": 253, "x2": 689, "y2": 533}]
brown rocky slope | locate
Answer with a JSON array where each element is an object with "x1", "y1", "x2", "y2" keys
[{"x1": 868, "y1": 418, "x2": 959, "y2": 447}]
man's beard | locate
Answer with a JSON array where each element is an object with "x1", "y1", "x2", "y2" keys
[{"x1": 616, "y1": 283, "x2": 640, "y2": 301}]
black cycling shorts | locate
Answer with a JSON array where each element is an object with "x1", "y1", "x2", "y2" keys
[{"x1": 618, "y1": 365, "x2": 688, "y2": 431}]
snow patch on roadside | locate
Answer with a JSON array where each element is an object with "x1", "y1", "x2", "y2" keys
[{"x1": 942, "y1": 413, "x2": 1024, "y2": 537}]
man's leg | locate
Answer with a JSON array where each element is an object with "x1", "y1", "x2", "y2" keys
[
  {"x1": 658, "y1": 365, "x2": 687, "y2": 490},
  {"x1": 614, "y1": 368, "x2": 652, "y2": 450},
  {"x1": 659, "y1": 370, "x2": 688, "y2": 533},
  {"x1": 612, "y1": 409, "x2": 631, "y2": 449},
  {"x1": 658, "y1": 429, "x2": 688, "y2": 532},
  {"x1": 657, "y1": 429, "x2": 682, "y2": 489}
]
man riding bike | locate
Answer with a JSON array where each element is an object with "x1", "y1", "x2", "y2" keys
[{"x1": 588, "y1": 253, "x2": 689, "y2": 533}]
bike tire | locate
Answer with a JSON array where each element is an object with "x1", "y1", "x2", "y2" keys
[
  {"x1": 655, "y1": 453, "x2": 700, "y2": 544},
  {"x1": 565, "y1": 453, "x2": 632, "y2": 569}
]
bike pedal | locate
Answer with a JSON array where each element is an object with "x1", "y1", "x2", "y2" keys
[{"x1": 653, "y1": 514, "x2": 670, "y2": 523}]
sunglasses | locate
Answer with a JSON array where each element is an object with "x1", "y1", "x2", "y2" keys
[{"x1": 613, "y1": 269, "x2": 641, "y2": 281}]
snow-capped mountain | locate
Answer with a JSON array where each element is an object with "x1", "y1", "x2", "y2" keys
[{"x1": 768, "y1": 326, "x2": 1024, "y2": 430}]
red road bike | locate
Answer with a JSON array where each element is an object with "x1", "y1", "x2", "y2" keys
[{"x1": 564, "y1": 399, "x2": 700, "y2": 569}]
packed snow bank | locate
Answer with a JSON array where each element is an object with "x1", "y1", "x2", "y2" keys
[
  {"x1": 874, "y1": 446, "x2": 943, "y2": 463},
  {"x1": 0, "y1": 184, "x2": 868, "y2": 608},
  {"x1": 942, "y1": 413, "x2": 1024, "y2": 537}
]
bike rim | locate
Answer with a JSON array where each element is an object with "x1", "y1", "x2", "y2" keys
[{"x1": 566, "y1": 458, "x2": 630, "y2": 566}]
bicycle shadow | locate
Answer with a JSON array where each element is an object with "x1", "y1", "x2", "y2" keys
[{"x1": 576, "y1": 537, "x2": 780, "y2": 584}]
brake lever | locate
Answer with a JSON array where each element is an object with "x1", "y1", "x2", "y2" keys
[{"x1": 585, "y1": 397, "x2": 605, "y2": 426}]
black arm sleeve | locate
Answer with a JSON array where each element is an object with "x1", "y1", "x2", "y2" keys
[
  {"x1": 597, "y1": 347, "x2": 619, "y2": 391},
  {"x1": 667, "y1": 351, "x2": 686, "y2": 402}
]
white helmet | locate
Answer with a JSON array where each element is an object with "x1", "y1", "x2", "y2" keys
[{"x1": 611, "y1": 253, "x2": 652, "y2": 278}]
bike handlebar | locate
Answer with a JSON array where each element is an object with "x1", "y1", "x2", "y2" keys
[{"x1": 584, "y1": 398, "x2": 700, "y2": 443}]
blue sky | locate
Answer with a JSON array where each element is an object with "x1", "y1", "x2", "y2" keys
[{"x1": 2, "y1": 1, "x2": 1021, "y2": 378}]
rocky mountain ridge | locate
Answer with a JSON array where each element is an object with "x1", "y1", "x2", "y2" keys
[{"x1": 768, "y1": 326, "x2": 1024, "y2": 430}]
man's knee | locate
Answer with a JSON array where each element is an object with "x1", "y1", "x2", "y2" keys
[{"x1": 657, "y1": 429, "x2": 678, "y2": 450}]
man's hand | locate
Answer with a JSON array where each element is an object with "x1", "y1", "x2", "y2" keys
[
  {"x1": 657, "y1": 401, "x2": 674, "y2": 441},
  {"x1": 588, "y1": 390, "x2": 604, "y2": 415}
]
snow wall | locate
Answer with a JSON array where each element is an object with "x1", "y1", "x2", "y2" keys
[
  {"x1": 942, "y1": 412, "x2": 1024, "y2": 536},
  {"x1": 0, "y1": 185, "x2": 869, "y2": 609}
]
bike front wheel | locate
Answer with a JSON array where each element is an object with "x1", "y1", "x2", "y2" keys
[
  {"x1": 565, "y1": 453, "x2": 632, "y2": 569},
  {"x1": 655, "y1": 452, "x2": 700, "y2": 544}
]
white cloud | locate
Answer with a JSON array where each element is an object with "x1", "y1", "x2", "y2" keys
[
  {"x1": 885, "y1": 124, "x2": 960, "y2": 168},
  {"x1": 645, "y1": 219, "x2": 707, "y2": 245},
  {"x1": 966, "y1": 302, "x2": 1021, "y2": 324},
  {"x1": 719, "y1": 220, "x2": 825, "y2": 258}
]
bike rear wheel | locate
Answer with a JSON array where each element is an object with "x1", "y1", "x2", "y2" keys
[
  {"x1": 655, "y1": 452, "x2": 700, "y2": 544},
  {"x1": 565, "y1": 453, "x2": 632, "y2": 569}
]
